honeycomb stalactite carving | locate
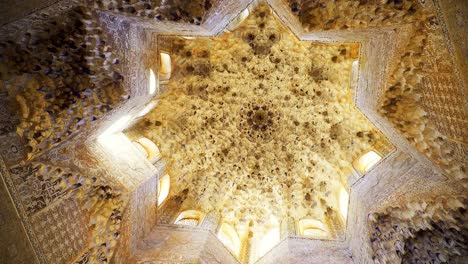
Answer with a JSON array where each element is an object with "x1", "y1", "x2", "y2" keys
[
  {"x1": 0, "y1": 5, "x2": 128, "y2": 263},
  {"x1": 378, "y1": 8, "x2": 465, "y2": 180},
  {"x1": 285, "y1": 0, "x2": 465, "y2": 180},
  {"x1": 369, "y1": 195, "x2": 467, "y2": 263},
  {"x1": 130, "y1": 4, "x2": 391, "y2": 226},
  {"x1": 95, "y1": 0, "x2": 214, "y2": 25},
  {"x1": 0, "y1": 1, "x2": 465, "y2": 263},
  {"x1": 286, "y1": 0, "x2": 428, "y2": 31},
  {"x1": 0, "y1": 7, "x2": 126, "y2": 159}
]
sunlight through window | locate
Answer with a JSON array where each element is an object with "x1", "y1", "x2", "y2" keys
[
  {"x1": 257, "y1": 227, "x2": 280, "y2": 257},
  {"x1": 218, "y1": 223, "x2": 241, "y2": 256},
  {"x1": 157, "y1": 174, "x2": 170, "y2": 206},
  {"x1": 159, "y1": 52, "x2": 172, "y2": 81},
  {"x1": 133, "y1": 138, "x2": 160, "y2": 163},
  {"x1": 339, "y1": 186, "x2": 349, "y2": 221},
  {"x1": 149, "y1": 69, "x2": 156, "y2": 94},
  {"x1": 175, "y1": 210, "x2": 204, "y2": 226},
  {"x1": 353, "y1": 150, "x2": 382, "y2": 174},
  {"x1": 299, "y1": 219, "x2": 327, "y2": 238}
]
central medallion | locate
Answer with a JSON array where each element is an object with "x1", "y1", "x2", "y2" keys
[
  {"x1": 239, "y1": 101, "x2": 280, "y2": 142},
  {"x1": 250, "y1": 108, "x2": 270, "y2": 129}
]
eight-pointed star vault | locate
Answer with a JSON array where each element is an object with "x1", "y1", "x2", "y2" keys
[{"x1": 127, "y1": 2, "x2": 392, "y2": 252}]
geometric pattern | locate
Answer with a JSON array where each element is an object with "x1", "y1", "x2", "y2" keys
[
  {"x1": 30, "y1": 198, "x2": 89, "y2": 264},
  {"x1": 9, "y1": 164, "x2": 66, "y2": 216},
  {"x1": 0, "y1": 0, "x2": 464, "y2": 263},
  {"x1": 421, "y1": 30, "x2": 467, "y2": 143}
]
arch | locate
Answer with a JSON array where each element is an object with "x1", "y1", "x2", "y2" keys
[
  {"x1": 159, "y1": 52, "x2": 172, "y2": 82},
  {"x1": 339, "y1": 186, "x2": 349, "y2": 221},
  {"x1": 257, "y1": 226, "x2": 280, "y2": 257},
  {"x1": 133, "y1": 137, "x2": 160, "y2": 163},
  {"x1": 352, "y1": 150, "x2": 382, "y2": 174},
  {"x1": 218, "y1": 223, "x2": 241, "y2": 256},
  {"x1": 174, "y1": 210, "x2": 204, "y2": 226},
  {"x1": 157, "y1": 174, "x2": 170, "y2": 206},
  {"x1": 149, "y1": 69, "x2": 157, "y2": 94},
  {"x1": 298, "y1": 219, "x2": 327, "y2": 238}
]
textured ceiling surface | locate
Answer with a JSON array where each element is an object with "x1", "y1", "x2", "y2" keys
[
  {"x1": 370, "y1": 193, "x2": 467, "y2": 263},
  {"x1": 285, "y1": 0, "x2": 467, "y2": 182},
  {"x1": 0, "y1": 6, "x2": 125, "y2": 159},
  {"x1": 129, "y1": 3, "x2": 391, "y2": 226},
  {"x1": 0, "y1": 0, "x2": 466, "y2": 263},
  {"x1": 285, "y1": 0, "x2": 427, "y2": 31},
  {"x1": 95, "y1": 0, "x2": 216, "y2": 25}
]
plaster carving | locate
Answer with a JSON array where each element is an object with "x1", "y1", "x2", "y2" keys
[
  {"x1": 0, "y1": 0, "x2": 465, "y2": 263},
  {"x1": 129, "y1": 3, "x2": 391, "y2": 228}
]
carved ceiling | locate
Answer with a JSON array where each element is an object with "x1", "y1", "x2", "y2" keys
[
  {"x1": 0, "y1": 0, "x2": 466, "y2": 264},
  {"x1": 95, "y1": 0, "x2": 215, "y2": 25},
  {"x1": 128, "y1": 3, "x2": 392, "y2": 226}
]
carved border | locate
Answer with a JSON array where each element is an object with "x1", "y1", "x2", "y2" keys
[{"x1": 0, "y1": 157, "x2": 46, "y2": 264}]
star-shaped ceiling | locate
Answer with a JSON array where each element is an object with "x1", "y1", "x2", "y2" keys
[
  {"x1": 2, "y1": 0, "x2": 464, "y2": 263},
  {"x1": 128, "y1": 2, "x2": 392, "y2": 231}
]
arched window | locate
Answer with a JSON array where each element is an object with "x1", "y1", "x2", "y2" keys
[
  {"x1": 218, "y1": 223, "x2": 241, "y2": 256},
  {"x1": 298, "y1": 219, "x2": 327, "y2": 238},
  {"x1": 157, "y1": 174, "x2": 170, "y2": 206},
  {"x1": 159, "y1": 52, "x2": 172, "y2": 82},
  {"x1": 174, "y1": 210, "x2": 204, "y2": 226},
  {"x1": 257, "y1": 226, "x2": 280, "y2": 257},
  {"x1": 352, "y1": 150, "x2": 382, "y2": 174},
  {"x1": 133, "y1": 137, "x2": 160, "y2": 163},
  {"x1": 350, "y1": 60, "x2": 359, "y2": 89},
  {"x1": 149, "y1": 69, "x2": 157, "y2": 94},
  {"x1": 339, "y1": 186, "x2": 349, "y2": 221}
]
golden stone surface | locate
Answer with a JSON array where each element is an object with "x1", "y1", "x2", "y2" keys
[{"x1": 130, "y1": 4, "x2": 391, "y2": 226}]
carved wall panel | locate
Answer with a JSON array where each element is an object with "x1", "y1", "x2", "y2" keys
[
  {"x1": 0, "y1": 163, "x2": 38, "y2": 264},
  {"x1": 30, "y1": 198, "x2": 89, "y2": 264},
  {"x1": 132, "y1": 225, "x2": 238, "y2": 264},
  {"x1": 256, "y1": 238, "x2": 351, "y2": 264},
  {"x1": 420, "y1": 13, "x2": 467, "y2": 144}
]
